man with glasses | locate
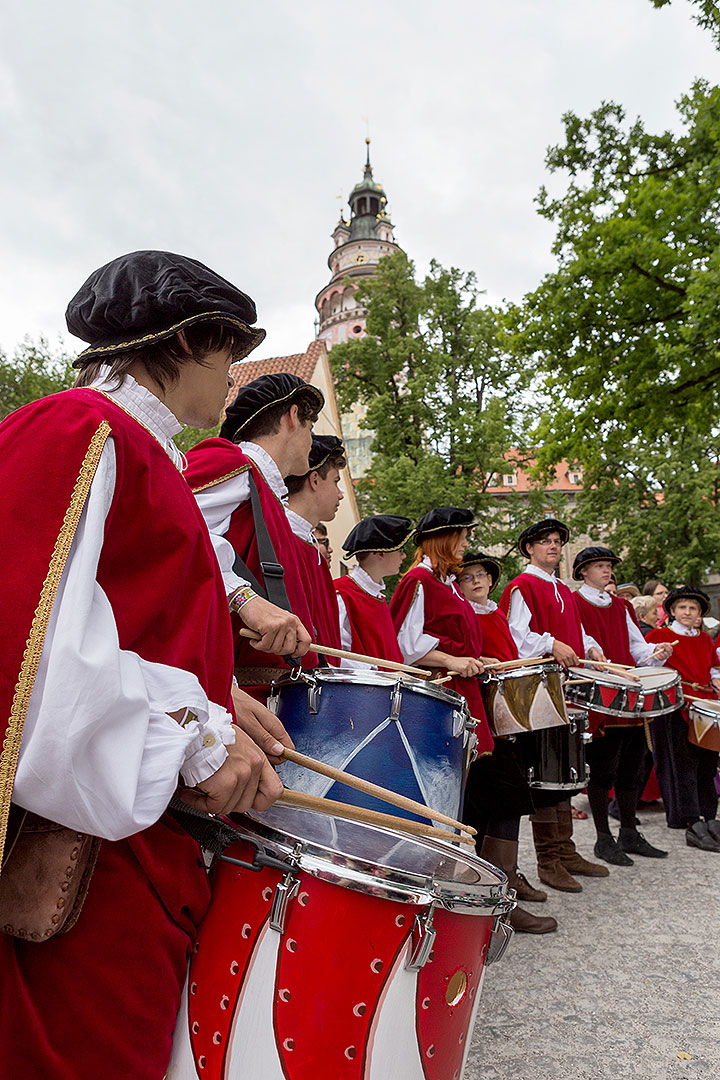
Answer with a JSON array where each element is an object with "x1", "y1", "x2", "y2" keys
[{"x1": 499, "y1": 520, "x2": 609, "y2": 892}]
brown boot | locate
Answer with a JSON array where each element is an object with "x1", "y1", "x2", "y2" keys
[
  {"x1": 531, "y1": 819, "x2": 583, "y2": 892},
  {"x1": 556, "y1": 801, "x2": 609, "y2": 878},
  {"x1": 509, "y1": 904, "x2": 558, "y2": 934},
  {"x1": 479, "y1": 835, "x2": 547, "y2": 900},
  {"x1": 515, "y1": 869, "x2": 548, "y2": 903}
]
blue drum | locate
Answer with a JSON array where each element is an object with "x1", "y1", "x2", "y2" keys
[{"x1": 269, "y1": 669, "x2": 476, "y2": 826}]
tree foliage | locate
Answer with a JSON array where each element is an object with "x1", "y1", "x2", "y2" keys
[
  {"x1": 649, "y1": 0, "x2": 720, "y2": 48},
  {"x1": 0, "y1": 338, "x2": 75, "y2": 420}
]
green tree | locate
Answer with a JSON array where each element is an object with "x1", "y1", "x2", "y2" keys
[
  {"x1": 0, "y1": 338, "x2": 75, "y2": 420},
  {"x1": 649, "y1": 0, "x2": 720, "y2": 48},
  {"x1": 331, "y1": 251, "x2": 548, "y2": 549}
]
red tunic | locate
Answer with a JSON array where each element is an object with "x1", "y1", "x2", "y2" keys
[
  {"x1": 477, "y1": 607, "x2": 519, "y2": 663},
  {"x1": 185, "y1": 438, "x2": 318, "y2": 683},
  {"x1": 390, "y1": 567, "x2": 493, "y2": 755},
  {"x1": 646, "y1": 627, "x2": 717, "y2": 716},
  {"x1": 0, "y1": 389, "x2": 235, "y2": 1079},
  {"x1": 499, "y1": 572, "x2": 585, "y2": 658},
  {"x1": 572, "y1": 591, "x2": 636, "y2": 731},
  {"x1": 334, "y1": 575, "x2": 404, "y2": 666},
  {"x1": 294, "y1": 536, "x2": 341, "y2": 660}
]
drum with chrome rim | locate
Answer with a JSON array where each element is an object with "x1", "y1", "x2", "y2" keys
[
  {"x1": 520, "y1": 710, "x2": 591, "y2": 791},
  {"x1": 166, "y1": 804, "x2": 515, "y2": 1080},
  {"x1": 479, "y1": 661, "x2": 568, "y2": 737},
  {"x1": 688, "y1": 698, "x2": 720, "y2": 752},
  {"x1": 268, "y1": 669, "x2": 476, "y2": 825},
  {"x1": 564, "y1": 666, "x2": 683, "y2": 721}
]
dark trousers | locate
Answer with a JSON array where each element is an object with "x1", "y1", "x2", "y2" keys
[
  {"x1": 651, "y1": 709, "x2": 719, "y2": 828},
  {"x1": 586, "y1": 726, "x2": 647, "y2": 791}
]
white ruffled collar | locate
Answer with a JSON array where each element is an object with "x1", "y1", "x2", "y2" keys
[
  {"x1": 350, "y1": 564, "x2": 386, "y2": 597},
  {"x1": 90, "y1": 367, "x2": 184, "y2": 470},
  {"x1": 240, "y1": 442, "x2": 288, "y2": 503}
]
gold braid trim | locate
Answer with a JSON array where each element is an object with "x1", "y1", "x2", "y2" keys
[
  {"x1": 191, "y1": 463, "x2": 251, "y2": 493},
  {"x1": 0, "y1": 420, "x2": 112, "y2": 869}
]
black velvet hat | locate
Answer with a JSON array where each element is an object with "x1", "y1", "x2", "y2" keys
[
  {"x1": 66, "y1": 250, "x2": 266, "y2": 366},
  {"x1": 663, "y1": 585, "x2": 710, "y2": 619},
  {"x1": 343, "y1": 514, "x2": 414, "y2": 556},
  {"x1": 414, "y1": 507, "x2": 479, "y2": 543},
  {"x1": 517, "y1": 518, "x2": 570, "y2": 558},
  {"x1": 572, "y1": 545, "x2": 621, "y2": 581},
  {"x1": 284, "y1": 434, "x2": 345, "y2": 484},
  {"x1": 458, "y1": 551, "x2": 503, "y2": 592},
  {"x1": 219, "y1": 373, "x2": 324, "y2": 442}
]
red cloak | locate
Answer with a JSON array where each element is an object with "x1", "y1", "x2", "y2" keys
[
  {"x1": 572, "y1": 592, "x2": 637, "y2": 731},
  {"x1": 646, "y1": 627, "x2": 718, "y2": 716},
  {"x1": 499, "y1": 572, "x2": 585, "y2": 658},
  {"x1": 477, "y1": 607, "x2": 519, "y2": 663},
  {"x1": 294, "y1": 536, "x2": 341, "y2": 659},
  {"x1": 334, "y1": 575, "x2": 404, "y2": 666}
]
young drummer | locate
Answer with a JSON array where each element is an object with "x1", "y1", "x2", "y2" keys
[
  {"x1": 390, "y1": 507, "x2": 493, "y2": 757},
  {"x1": 184, "y1": 373, "x2": 322, "y2": 697},
  {"x1": 334, "y1": 514, "x2": 412, "y2": 669},
  {"x1": 571, "y1": 546, "x2": 673, "y2": 865},
  {"x1": 0, "y1": 251, "x2": 294, "y2": 1079},
  {"x1": 647, "y1": 586, "x2": 720, "y2": 851},
  {"x1": 499, "y1": 519, "x2": 609, "y2": 892},
  {"x1": 285, "y1": 434, "x2": 346, "y2": 653},
  {"x1": 456, "y1": 552, "x2": 557, "y2": 935}
]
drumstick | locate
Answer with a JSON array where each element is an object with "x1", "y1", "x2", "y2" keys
[
  {"x1": 649, "y1": 640, "x2": 679, "y2": 658},
  {"x1": 280, "y1": 747, "x2": 476, "y2": 836},
  {"x1": 278, "y1": 789, "x2": 476, "y2": 847},
  {"x1": 483, "y1": 656, "x2": 547, "y2": 671},
  {"x1": 238, "y1": 628, "x2": 431, "y2": 678},
  {"x1": 575, "y1": 658, "x2": 641, "y2": 681},
  {"x1": 564, "y1": 678, "x2": 595, "y2": 686}
]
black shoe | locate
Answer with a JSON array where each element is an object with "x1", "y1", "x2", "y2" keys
[
  {"x1": 685, "y1": 821, "x2": 720, "y2": 852},
  {"x1": 617, "y1": 828, "x2": 668, "y2": 859},
  {"x1": 706, "y1": 819, "x2": 720, "y2": 843},
  {"x1": 594, "y1": 833, "x2": 634, "y2": 866}
]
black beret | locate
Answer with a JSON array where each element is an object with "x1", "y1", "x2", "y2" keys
[
  {"x1": 572, "y1": 545, "x2": 621, "y2": 581},
  {"x1": 414, "y1": 507, "x2": 479, "y2": 543},
  {"x1": 343, "y1": 514, "x2": 414, "y2": 556},
  {"x1": 517, "y1": 518, "x2": 570, "y2": 558},
  {"x1": 219, "y1": 372, "x2": 324, "y2": 442},
  {"x1": 66, "y1": 250, "x2": 266, "y2": 366},
  {"x1": 458, "y1": 551, "x2": 503, "y2": 592},
  {"x1": 663, "y1": 585, "x2": 710, "y2": 618},
  {"x1": 284, "y1": 435, "x2": 346, "y2": 484}
]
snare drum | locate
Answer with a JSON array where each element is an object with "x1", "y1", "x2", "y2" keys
[
  {"x1": 564, "y1": 666, "x2": 683, "y2": 722},
  {"x1": 479, "y1": 661, "x2": 567, "y2": 737},
  {"x1": 521, "y1": 710, "x2": 590, "y2": 790},
  {"x1": 166, "y1": 805, "x2": 515, "y2": 1080},
  {"x1": 688, "y1": 698, "x2": 720, "y2": 752},
  {"x1": 269, "y1": 670, "x2": 475, "y2": 825}
]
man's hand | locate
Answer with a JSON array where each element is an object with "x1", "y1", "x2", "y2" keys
[
  {"x1": 451, "y1": 656, "x2": 485, "y2": 679},
  {"x1": 586, "y1": 646, "x2": 606, "y2": 663},
  {"x1": 552, "y1": 640, "x2": 580, "y2": 668},
  {"x1": 178, "y1": 726, "x2": 283, "y2": 816},
  {"x1": 231, "y1": 685, "x2": 295, "y2": 765},
  {"x1": 651, "y1": 642, "x2": 673, "y2": 662},
  {"x1": 239, "y1": 595, "x2": 312, "y2": 658}
]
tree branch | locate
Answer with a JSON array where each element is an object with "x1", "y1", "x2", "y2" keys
[{"x1": 629, "y1": 261, "x2": 687, "y2": 296}]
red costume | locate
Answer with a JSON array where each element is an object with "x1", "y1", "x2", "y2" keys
[
  {"x1": 477, "y1": 607, "x2": 518, "y2": 663},
  {"x1": 646, "y1": 627, "x2": 717, "y2": 709},
  {"x1": 572, "y1": 592, "x2": 636, "y2": 733},
  {"x1": 0, "y1": 390, "x2": 235, "y2": 1079},
  {"x1": 499, "y1": 573, "x2": 585, "y2": 658},
  {"x1": 334, "y1": 575, "x2": 404, "y2": 666},
  {"x1": 294, "y1": 538, "x2": 341, "y2": 658},
  {"x1": 391, "y1": 567, "x2": 493, "y2": 755},
  {"x1": 184, "y1": 438, "x2": 318, "y2": 684}
]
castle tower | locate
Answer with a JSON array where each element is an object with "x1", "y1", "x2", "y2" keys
[{"x1": 315, "y1": 139, "x2": 401, "y2": 349}]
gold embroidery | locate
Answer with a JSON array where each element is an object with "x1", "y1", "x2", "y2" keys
[
  {"x1": 191, "y1": 463, "x2": 251, "y2": 493},
  {"x1": 0, "y1": 420, "x2": 111, "y2": 869},
  {"x1": 76, "y1": 312, "x2": 263, "y2": 359},
  {"x1": 85, "y1": 388, "x2": 184, "y2": 474}
]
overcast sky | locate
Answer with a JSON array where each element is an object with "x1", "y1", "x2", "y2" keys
[{"x1": 0, "y1": 0, "x2": 717, "y2": 361}]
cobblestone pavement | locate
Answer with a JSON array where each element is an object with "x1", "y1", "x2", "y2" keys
[{"x1": 465, "y1": 798, "x2": 720, "y2": 1080}]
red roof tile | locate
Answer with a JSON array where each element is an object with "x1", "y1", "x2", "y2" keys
[{"x1": 228, "y1": 340, "x2": 324, "y2": 396}]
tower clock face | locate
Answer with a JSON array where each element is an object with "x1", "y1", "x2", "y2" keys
[{"x1": 355, "y1": 252, "x2": 367, "y2": 264}]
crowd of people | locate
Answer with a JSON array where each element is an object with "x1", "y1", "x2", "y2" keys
[{"x1": 1, "y1": 250, "x2": 718, "y2": 1078}]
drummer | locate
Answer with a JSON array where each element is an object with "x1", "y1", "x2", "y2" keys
[
  {"x1": 335, "y1": 514, "x2": 412, "y2": 670},
  {"x1": 499, "y1": 519, "x2": 609, "y2": 892},
  {"x1": 456, "y1": 551, "x2": 557, "y2": 935},
  {"x1": 389, "y1": 507, "x2": 493, "y2": 758},
  {"x1": 571, "y1": 546, "x2": 673, "y2": 865},
  {"x1": 285, "y1": 434, "x2": 347, "y2": 655},
  {"x1": 646, "y1": 586, "x2": 720, "y2": 852}
]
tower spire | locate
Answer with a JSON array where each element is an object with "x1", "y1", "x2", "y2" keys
[{"x1": 364, "y1": 136, "x2": 372, "y2": 178}]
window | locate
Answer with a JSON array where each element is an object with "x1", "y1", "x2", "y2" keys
[{"x1": 503, "y1": 473, "x2": 517, "y2": 486}]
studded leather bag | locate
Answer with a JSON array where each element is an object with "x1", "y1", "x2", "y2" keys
[{"x1": 0, "y1": 806, "x2": 101, "y2": 942}]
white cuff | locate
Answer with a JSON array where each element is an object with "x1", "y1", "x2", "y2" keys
[{"x1": 180, "y1": 706, "x2": 236, "y2": 786}]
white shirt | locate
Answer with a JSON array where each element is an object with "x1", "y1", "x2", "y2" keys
[
  {"x1": 670, "y1": 619, "x2": 720, "y2": 680},
  {"x1": 506, "y1": 565, "x2": 601, "y2": 658},
  {"x1": 193, "y1": 441, "x2": 282, "y2": 595},
  {"x1": 577, "y1": 584, "x2": 661, "y2": 666},
  {"x1": 13, "y1": 371, "x2": 236, "y2": 841},
  {"x1": 395, "y1": 557, "x2": 469, "y2": 665},
  {"x1": 337, "y1": 565, "x2": 386, "y2": 670},
  {"x1": 285, "y1": 507, "x2": 323, "y2": 565},
  {"x1": 470, "y1": 598, "x2": 498, "y2": 615}
]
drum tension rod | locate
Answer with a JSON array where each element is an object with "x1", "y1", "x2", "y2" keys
[{"x1": 218, "y1": 836, "x2": 290, "y2": 876}]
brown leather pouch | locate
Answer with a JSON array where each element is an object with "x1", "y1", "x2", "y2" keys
[{"x1": 0, "y1": 806, "x2": 101, "y2": 941}]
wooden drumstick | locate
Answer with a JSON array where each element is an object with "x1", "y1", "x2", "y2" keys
[
  {"x1": 575, "y1": 658, "x2": 641, "y2": 681},
  {"x1": 482, "y1": 656, "x2": 548, "y2": 672},
  {"x1": 280, "y1": 747, "x2": 476, "y2": 836},
  {"x1": 238, "y1": 628, "x2": 430, "y2": 678},
  {"x1": 278, "y1": 789, "x2": 476, "y2": 847}
]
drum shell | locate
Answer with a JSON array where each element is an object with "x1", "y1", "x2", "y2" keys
[
  {"x1": 166, "y1": 810, "x2": 514, "y2": 1080},
  {"x1": 270, "y1": 671, "x2": 472, "y2": 825},
  {"x1": 688, "y1": 701, "x2": 720, "y2": 752},
  {"x1": 479, "y1": 663, "x2": 567, "y2": 737},
  {"x1": 564, "y1": 667, "x2": 683, "y2": 721},
  {"x1": 519, "y1": 711, "x2": 590, "y2": 791}
]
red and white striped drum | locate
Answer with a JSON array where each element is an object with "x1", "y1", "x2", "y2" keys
[
  {"x1": 166, "y1": 805, "x2": 515, "y2": 1080},
  {"x1": 564, "y1": 666, "x2": 683, "y2": 723}
]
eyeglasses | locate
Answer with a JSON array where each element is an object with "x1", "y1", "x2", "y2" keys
[
  {"x1": 534, "y1": 537, "x2": 562, "y2": 547},
  {"x1": 458, "y1": 571, "x2": 490, "y2": 584},
  {"x1": 316, "y1": 537, "x2": 330, "y2": 549}
]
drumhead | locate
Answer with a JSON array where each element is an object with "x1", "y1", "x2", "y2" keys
[
  {"x1": 568, "y1": 666, "x2": 639, "y2": 689},
  {"x1": 689, "y1": 698, "x2": 720, "y2": 720},
  {"x1": 271, "y1": 668, "x2": 465, "y2": 707},
  {"x1": 489, "y1": 661, "x2": 563, "y2": 684},
  {"x1": 233, "y1": 804, "x2": 511, "y2": 915},
  {"x1": 635, "y1": 667, "x2": 681, "y2": 690}
]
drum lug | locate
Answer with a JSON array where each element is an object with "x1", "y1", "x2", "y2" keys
[
  {"x1": 270, "y1": 871, "x2": 301, "y2": 934},
  {"x1": 570, "y1": 767, "x2": 578, "y2": 782},
  {"x1": 540, "y1": 669, "x2": 549, "y2": 686},
  {"x1": 406, "y1": 903, "x2": 437, "y2": 972},
  {"x1": 569, "y1": 716, "x2": 577, "y2": 734},
  {"x1": 468, "y1": 730, "x2": 479, "y2": 762},
  {"x1": 486, "y1": 912, "x2": 515, "y2": 966},
  {"x1": 389, "y1": 683, "x2": 403, "y2": 723},
  {"x1": 527, "y1": 766, "x2": 535, "y2": 784},
  {"x1": 307, "y1": 679, "x2": 322, "y2": 714},
  {"x1": 267, "y1": 687, "x2": 279, "y2": 716}
]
